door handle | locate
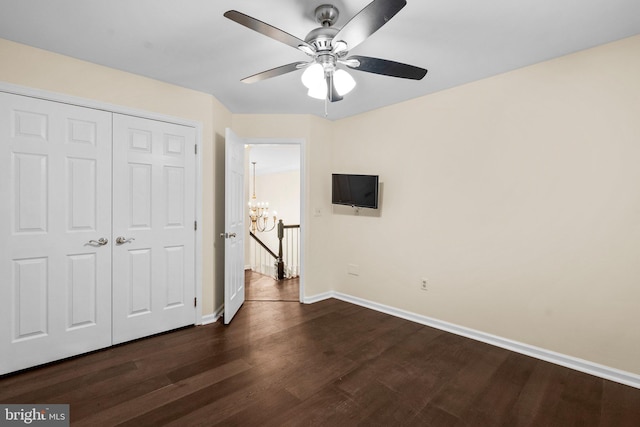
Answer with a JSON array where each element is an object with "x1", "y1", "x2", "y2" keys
[
  {"x1": 220, "y1": 232, "x2": 237, "y2": 238},
  {"x1": 88, "y1": 238, "x2": 109, "y2": 246},
  {"x1": 115, "y1": 236, "x2": 136, "y2": 244}
]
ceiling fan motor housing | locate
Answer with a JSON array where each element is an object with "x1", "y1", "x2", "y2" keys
[
  {"x1": 314, "y1": 4, "x2": 339, "y2": 27},
  {"x1": 305, "y1": 26, "x2": 339, "y2": 52},
  {"x1": 305, "y1": 6, "x2": 346, "y2": 76}
]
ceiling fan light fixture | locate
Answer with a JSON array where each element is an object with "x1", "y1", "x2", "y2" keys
[
  {"x1": 334, "y1": 69, "x2": 356, "y2": 95},
  {"x1": 307, "y1": 82, "x2": 328, "y2": 100},
  {"x1": 301, "y1": 63, "x2": 324, "y2": 89},
  {"x1": 302, "y1": 63, "x2": 355, "y2": 99},
  {"x1": 302, "y1": 63, "x2": 328, "y2": 99}
]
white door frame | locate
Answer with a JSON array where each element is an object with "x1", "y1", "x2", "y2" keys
[
  {"x1": 0, "y1": 81, "x2": 205, "y2": 325},
  {"x1": 243, "y1": 137, "x2": 306, "y2": 302}
]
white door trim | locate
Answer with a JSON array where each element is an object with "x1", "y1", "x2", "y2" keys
[
  {"x1": 0, "y1": 81, "x2": 204, "y2": 325},
  {"x1": 243, "y1": 137, "x2": 306, "y2": 303}
]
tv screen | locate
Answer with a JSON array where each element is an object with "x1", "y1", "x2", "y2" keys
[{"x1": 332, "y1": 174, "x2": 379, "y2": 209}]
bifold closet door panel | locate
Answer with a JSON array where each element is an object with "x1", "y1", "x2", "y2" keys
[
  {"x1": 0, "y1": 92, "x2": 113, "y2": 375},
  {"x1": 111, "y1": 113, "x2": 196, "y2": 345}
]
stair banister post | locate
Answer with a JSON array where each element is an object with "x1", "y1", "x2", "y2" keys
[{"x1": 277, "y1": 219, "x2": 285, "y2": 280}]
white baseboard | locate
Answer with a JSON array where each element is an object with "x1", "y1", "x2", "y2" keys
[
  {"x1": 201, "y1": 304, "x2": 224, "y2": 325},
  {"x1": 303, "y1": 292, "x2": 333, "y2": 304},
  {"x1": 304, "y1": 290, "x2": 640, "y2": 390}
]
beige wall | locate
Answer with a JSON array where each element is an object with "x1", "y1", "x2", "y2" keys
[
  {"x1": 3, "y1": 33, "x2": 640, "y2": 376},
  {"x1": 331, "y1": 34, "x2": 640, "y2": 374},
  {"x1": 0, "y1": 38, "x2": 231, "y2": 316},
  {"x1": 248, "y1": 169, "x2": 301, "y2": 254}
]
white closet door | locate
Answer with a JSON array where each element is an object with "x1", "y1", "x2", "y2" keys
[
  {"x1": 0, "y1": 92, "x2": 112, "y2": 375},
  {"x1": 112, "y1": 114, "x2": 196, "y2": 344}
]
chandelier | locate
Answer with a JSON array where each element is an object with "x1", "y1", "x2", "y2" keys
[{"x1": 248, "y1": 161, "x2": 277, "y2": 233}]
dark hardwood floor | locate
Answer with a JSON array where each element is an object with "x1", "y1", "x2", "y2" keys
[
  {"x1": 245, "y1": 269, "x2": 299, "y2": 302},
  {"x1": 1, "y1": 298, "x2": 639, "y2": 426}
]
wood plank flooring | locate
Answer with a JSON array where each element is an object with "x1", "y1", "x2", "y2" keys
[
  {"x1": 1, "y1": 298, "x2": 639, "y2": 426},
  {"x1": 246, "y1": 270, "x2": 299, "y2": 302}
]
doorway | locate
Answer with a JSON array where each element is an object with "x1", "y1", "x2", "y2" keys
[{"x1": 245, "y1": 142, "x2": 303, "y2": 302}]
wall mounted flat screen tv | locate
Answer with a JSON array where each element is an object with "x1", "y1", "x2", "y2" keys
[{"x1": 332, "y1": 174, "x2": 379, "y2": 209}]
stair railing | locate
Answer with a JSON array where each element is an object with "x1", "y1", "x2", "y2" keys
[
  {"x1": 282, "y1": 222, "x2": 300, "y2": 278},
  {"x1": 249, "y1": 220, "x2": 300, "y2": 280},
  {"x1": 249, "y1": 231, "x2": 278, "y2": 278}
]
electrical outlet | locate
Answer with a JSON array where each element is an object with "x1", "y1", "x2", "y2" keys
[{"x1": 421, "y1": 278, "x2": 428, "y2": 291}]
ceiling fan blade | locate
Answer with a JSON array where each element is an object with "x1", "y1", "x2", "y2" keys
[
  {"x1": 224, "y1": 10, "x2": 314, "y2": 54},
  {"x1": 333, "y1": 0, "x2": 407, "y2": 51},
  {"x1": 343, "y1": 55, "x2": 427, "y2": 80},
  {"x1": 327, "y1": 73, "x2": 343, "y2": 102},
  {"x1": 241, "y1": 62, "x2": 309, "y2": 84}
]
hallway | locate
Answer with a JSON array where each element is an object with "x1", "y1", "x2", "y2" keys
[{"x1": 245, "y1": 270, "x2": 299, "y2": 302}]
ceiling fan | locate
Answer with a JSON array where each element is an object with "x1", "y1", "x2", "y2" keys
[{"x1": 224, "y1": 0, "x2": 428, "y2": 103}]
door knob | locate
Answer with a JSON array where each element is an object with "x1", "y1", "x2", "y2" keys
[
  {"x1": 116, "y1": 236, "x2": 135, "y2": 244},
  {"x1": 88, "y1": 238, "x2": 108, "y2": 246}
]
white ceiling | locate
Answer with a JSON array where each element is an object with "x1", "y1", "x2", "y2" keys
[
  {"x1": 249, "y1": 145, "x2": 300, "y2": 176},
  {"x1": 1, "y1": 0, "x2": 639, "y2": 120}
]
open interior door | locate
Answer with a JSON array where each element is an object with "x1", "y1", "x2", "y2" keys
[{"x1": 224, "y1": 128, "x2": 246, "y2": 324}]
